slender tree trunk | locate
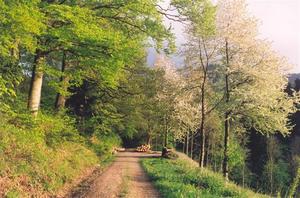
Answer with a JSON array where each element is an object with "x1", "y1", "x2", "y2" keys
[
  {"x1": 55, "y1": 51, "x2": 69, "y2": 110},
  {"x1": 164, "y1": 130, "x2": 168, "y2": 147},
  {"x1": 183, "y1": 138, "x2": 186, "y2": 153},
  {"x1": 198, "y1": 39, "x2": 208, "y2": 168},
  {"x1": 155, "y1": 132, "x2": 158, "y2": 151},
  {"x1": 268, "y1": 138, "x2": 274, "y2": 195},
  {"x1": 242, "y1": 164, "x2": 245, "y2": 188},
  {"x1": 213, "y1": 144, "x2": 217, "y2": 171},
  {"x1": 270, "y1": 161, "x2": 273, "y2": 195},
  {"x1": 223, "y1": 40, "x2": 230, "y2": 180},
  {"x1": 186, "y1": 131, "x2": 189, "y2": 156},
  {"x1": 199, "y1": 114, "x2": 206, "y2": 167},
  {"x1": 28, "y1": 50, "x2": 45, "y2": 116},
  {"x1": 147, "y1": 131, "x2": 152, "y2": 146},
  {"x1": 164, "y1": 115, "x2": 168, "y2": 147},
  {"x1": 190, "y1": 132, "x2": 194, "y2": 159},
  {"x1": 205, "y1": 134, "x2": 209, "y2": 166},
  {"x1": 223, "y1": 113, "x2": 230, "y2": 180}
]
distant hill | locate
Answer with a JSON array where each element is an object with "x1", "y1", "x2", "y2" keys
[{"x1": 288, "y1": 73, "x2": 300, "y2": 87}]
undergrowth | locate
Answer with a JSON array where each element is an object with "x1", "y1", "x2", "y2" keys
[{"x1": 0, "y1": 110, "x2": 120, "y2": 197}]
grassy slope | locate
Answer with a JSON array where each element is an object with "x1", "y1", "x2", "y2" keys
[
  {"x1": 0, "y1": 111, "x2": 117, "y2": 197},
  {"x1": 142, "y1": 153, "x2": 269, "y2": 198}
]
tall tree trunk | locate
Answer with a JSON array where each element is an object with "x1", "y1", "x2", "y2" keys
[
  {"x1": 199, "y1": 74, "x2": 207, "y2": 167},
  {"x1": 198, "y1": 39, "x2": 208, "y2": 168},
  {"x1": 223, "y1": 40, "x2": 230, "y2": 180},
  {"x1": 28, "y1": 50, "x2": 45, "y2": 116},
  {"x1": 55, "y1": 51, "x2": 69, "y2": 110}
]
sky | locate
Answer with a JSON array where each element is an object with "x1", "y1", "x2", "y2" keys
[
  {"x1": 247, "y1": 0, "x2": 300, "y2": 72},
  {"x1": 148, "y1": 0, "x2": 300, "y2": 73}
]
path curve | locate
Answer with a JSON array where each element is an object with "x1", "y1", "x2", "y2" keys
[{"x1": 84, "y1": 151, "x2": 160, "y2": 198}]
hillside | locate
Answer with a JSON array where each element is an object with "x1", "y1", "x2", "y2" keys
[
  {"x1": 288, "y1": 73, "x2": 300, "y2": 86},
  {"x1": 0, "y1": 110, "x2": 119, "y2": 197}
]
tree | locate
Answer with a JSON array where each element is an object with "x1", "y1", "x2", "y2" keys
[
  {"x1": 216, "y1": 0, "x2": 298, "y2": 180},
  {"x1": 178, "y1": 0, "x2": 218, "y2": 167},
  {"x1": 26, "y1": 0, "x2": 174, "y2": 116},
  {"x1": 154, "y1": 55, "x2": 184, "y2": 147},
  {"x1": 0, "y1": 0, "x2": 44, "y2": 111}
]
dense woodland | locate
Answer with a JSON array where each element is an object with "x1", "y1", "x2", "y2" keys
[{"x1": 0, "y1": 0, "x2": 300, "y2": 197}]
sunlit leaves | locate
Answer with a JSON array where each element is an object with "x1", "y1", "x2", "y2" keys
[{"x1": 0, "y1": 0, "x2": 44, "y2": 57}]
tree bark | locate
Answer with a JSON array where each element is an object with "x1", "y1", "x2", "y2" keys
[
  {"x1": 28, "y1": 50, "x2": 45, "y2": 116},
  {"x1": 223, "y1": 40, "x2": 230, "y2": 181},
  {"x1": 55, "y1": 51, "x2": 69, "y2": 110}
]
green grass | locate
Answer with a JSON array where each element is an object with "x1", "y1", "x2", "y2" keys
[
  {"x1": 142, "y1": 157, "x2": 269, "y2": 198},
  {"x1": 119, "y1": 168, "x2": 130, "y2": 198},
  {"x1": 0, "y1": 111, "x2": 119, "y2": 197}
]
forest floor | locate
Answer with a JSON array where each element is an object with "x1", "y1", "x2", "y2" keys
[{"x1": 65, "y1": 151, "x2": 161, "y2": 198}]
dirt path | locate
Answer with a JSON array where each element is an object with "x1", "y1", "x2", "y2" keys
[{"x1": 78, "y1": 151, "x2": 160, "y2": 198}]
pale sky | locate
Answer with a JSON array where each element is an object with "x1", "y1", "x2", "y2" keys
[
  {"x1": 247, "y1": 0, "x2": 300, "y2": 72},
  {"x1": 148, "y1": 0, "x2": 300, "y2": 73}
]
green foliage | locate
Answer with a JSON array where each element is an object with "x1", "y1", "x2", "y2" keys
[
  {"x1": 142, "y1": 158, "x2": 268, "y2": 198},
  {"x1": 172, "y1": 0, "x2": 216, "y2": 37},
  {"x1": 261, "y1": 159, "x2": 291, "y2": 196},
  {"x1": 256, "y1": 136, "x2": 292, "y2": 196},
  {"x1": 5, "y1": 189, "x2": 21, "y2": 198},
  {"x1": 0, "y1": 0, "x2": 43, "y2": 57},
  {"x1": 90, "y1": 133, "x2": 121, "y2": 158}
]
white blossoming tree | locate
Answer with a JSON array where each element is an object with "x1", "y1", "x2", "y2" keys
[{"x1": 216, "y1": 0, "x2": 299, "y2": 180}]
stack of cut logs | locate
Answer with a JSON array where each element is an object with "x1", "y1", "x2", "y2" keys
[{"x1": 136, "y1": 144, "x2": 151, "y2": 152}]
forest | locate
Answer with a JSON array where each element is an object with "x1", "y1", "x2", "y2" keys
[{"x1": 0, "y1": 0, "x2": 299, "y2": 197}]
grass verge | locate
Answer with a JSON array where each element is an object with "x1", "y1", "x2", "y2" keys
[
  {"x1": 141, "y1": 157, "x2": 269, "y2": 198},
  {"x1": 119, "y1": 168, "x2": 130, "y2": 198}
]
